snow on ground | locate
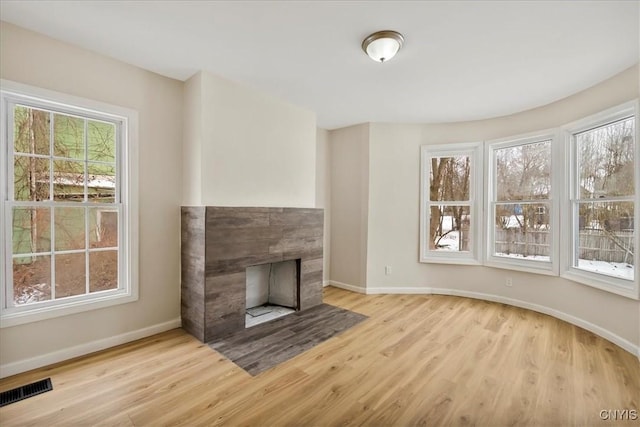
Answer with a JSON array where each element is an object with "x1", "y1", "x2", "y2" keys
[
  {"x1": 495, "y1": 253, "x2": 550, "y2": 262},
  {"x1": 502, "y1": 215, "x2": 524, "y2": 229},
  {"x1": 15, "y1": 283, "x2": 49, "y2": 305},
  {"x1": 495, "y1": 254, "x2": 634, "y2": 280},
  {"x1": 434, "y1": 230, "x2": 460, "y2": 251}
]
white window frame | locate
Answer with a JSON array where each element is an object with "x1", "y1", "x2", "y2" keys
[
  {"x1": 484, "y1": 130, "x2": 561, "y2": 275},
  {"x1": 0, "y1": 80, "x2": 139, "y2": 327},
  {"x1": 420, "y1": 142, "x2": 483, "y2": 265},
  {"x1": 560, "y1": 100, "x2": 639, "y2": 299}
]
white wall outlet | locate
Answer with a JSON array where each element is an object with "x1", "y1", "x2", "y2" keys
[
  {"x1": 505, "y1": 277, "x2": 513, "y2": 287},
  {"x1": 385, "y1": 266, "x2": 392, "y2": 275}
]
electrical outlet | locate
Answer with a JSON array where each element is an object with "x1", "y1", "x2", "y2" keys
[
  {"x1": 505, "y1": 277, "x2": 513, "y2": 287},
  {"x1": 385, "y1": 266, "x2": 392, "y2": 275}
]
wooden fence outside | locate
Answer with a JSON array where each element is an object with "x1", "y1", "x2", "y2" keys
[{"x1": 495, "y1": 229, "x2": 634, "y2": 264}]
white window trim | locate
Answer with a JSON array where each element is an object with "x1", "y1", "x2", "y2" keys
[
  {"x1": 0, "y1": 79, "x2": 139, "y2": 327},
  {"x1": 420, "y1": 142, "x2": 483, "y2": 265},
  {"x1": 560, "y1": 100, "x2": 639, "y2": 300},
  {"x1": 484, "y1": 129, "x2": 561, "y2": 276}
]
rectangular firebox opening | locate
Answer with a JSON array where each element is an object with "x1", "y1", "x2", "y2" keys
[{"x1": 245, "y1": 259, "x2": 300, "y2": 328}]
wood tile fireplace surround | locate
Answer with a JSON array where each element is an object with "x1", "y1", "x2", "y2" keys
[{"x1": 181, "y1": 206, "x2": 324, "y2": 342}]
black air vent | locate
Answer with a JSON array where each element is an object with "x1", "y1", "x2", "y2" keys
[{"x1": 0, "y1": 378, "x2": 53, "y2": 407}]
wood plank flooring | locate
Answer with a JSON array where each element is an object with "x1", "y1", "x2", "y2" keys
[
  {"x1": 0, "y1": 287, "x2": 638, "y2": 426},
  {"x1": 211, "y1": 303, "x2": 367, "y2": 375}
]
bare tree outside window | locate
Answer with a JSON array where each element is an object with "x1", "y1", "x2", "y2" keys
[
  {"x1": 429, "y1": 155, "x2": 471, "y2": 251},
  {"x1": 11, "y1": 105, "x2": 119, "y2": 305},
  {"x1": 493, "y1": 140, "x2": 552, "y2": 261},
  {"x1": 574, "y1": 117, "x2": 635, "y2": 280}
]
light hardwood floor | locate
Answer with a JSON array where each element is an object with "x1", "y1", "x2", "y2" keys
[{"x1": 1, "y1": 287, "x2": 638, "y2": 426}]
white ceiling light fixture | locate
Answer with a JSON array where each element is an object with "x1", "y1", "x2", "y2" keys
[{"x1": 362, "y1": 30, "x2": 405, "y2": 63}]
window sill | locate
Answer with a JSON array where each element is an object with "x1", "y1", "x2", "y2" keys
[
  {"x1": 0, "y1": 290, "x2": 138, "y2": 328},
  {"x1": 420, "y1": 255, "x2": 482, "y2": 266},
  {"x1": 561, "y1": 269, "x2": 639, "y2": 300},
  {"x1": 484, "y1": 257, "x2": 558, "y2": 276}
]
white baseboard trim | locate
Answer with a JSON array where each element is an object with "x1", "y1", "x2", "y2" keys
[
  {"x1": 322, "y1": 280, "x2": 330, "y2": 288},
  {"x1": 328, "y1": 280, "x2": 366, "y2": 294},
  {"x1": 349, "y1": 285, "x2": 640, "y2": 358},
  {"x1": 0, "y1": 317, "x2": 182, "y2": 379}
]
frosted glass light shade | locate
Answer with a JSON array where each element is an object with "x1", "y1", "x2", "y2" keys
[{"x1": 362, "y1": 30, "x2": 404, "y2": 63}]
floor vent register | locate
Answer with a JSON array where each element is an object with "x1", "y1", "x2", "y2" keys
[{"x1": 0, "y1": 378, "x2": 53, "y2": 407}]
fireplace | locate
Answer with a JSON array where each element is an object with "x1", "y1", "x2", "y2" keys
[
  {"x1": 181, "y1": 207, "x2": 323, "y2": 342},
  {"x1": 245, "y1": 259, "x2": 300, "y2": 327}
]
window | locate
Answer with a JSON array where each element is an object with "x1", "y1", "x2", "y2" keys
[
  {"x1": 485, "y1": 131, "x2": 559, "y2": 274},
  {"x1": 416, "y1": 102, "x2": 637, "y2": 299},
  {"x1": 1, "y1": 80, "x2": 138, "y2": 326},
  {"x1": 420, "y1": 142, "x2": 483, "y2": 264},
  {"x1": 562, "y1": 102, "x2": 638, "y2": 298}
]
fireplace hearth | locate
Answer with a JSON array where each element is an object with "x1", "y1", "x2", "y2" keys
[{"x1": 181, "y1": 207, "x2": 323, "y2": 342}]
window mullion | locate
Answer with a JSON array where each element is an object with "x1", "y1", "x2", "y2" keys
[
  {"x1": 50, "y1": 202, "x2": 56, "y2": 301},
  {"x1": 84, "y1": 119, "x2": 91, "y2": 295},
  {"x1": 574, "y1": 196, "x2": 635, "y2": 203},
  {"x1": 84, "y1": 206, "x2": 90, "y2": 295},
  {"x1": 8, "y1": 102, "x2": 15, "y2": 201},
  {"x1": 116, "y1": 122, "x2": 121, "y2": 205},
  {"x1": 49, "y1": 110, "x2": 55, "y2": 302},
  {"x1": 49, "y1": 111, "x2": 54, "y2": 200},
  {"x1": 4, "y1": 102, "x2": 15, "y2": 309}
]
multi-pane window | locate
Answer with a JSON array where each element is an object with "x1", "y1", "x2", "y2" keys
[
  {"x1": 486, "y1": 133, "x2": 556, "y2": 272},
  {"x1": 567, "y1": 108, "x2": 636, "y2": 288},
  {"x1": 1, "y1": 81, "x2": 137, "y2": 325},
  {"x1": 420, "y1": 143, "x2": 482, "y2": 264},
  {"x1": 418, "y1": 103, "x2": 637, "y2": 298}
]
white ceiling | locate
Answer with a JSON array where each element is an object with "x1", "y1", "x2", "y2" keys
[{"x1": 1, "y1": 1, "x2": 638, "y2": 129}]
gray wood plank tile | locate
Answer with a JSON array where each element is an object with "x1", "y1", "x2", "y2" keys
[{"x1": 210, "y1": 304, "x2": 367, "y2": 375}]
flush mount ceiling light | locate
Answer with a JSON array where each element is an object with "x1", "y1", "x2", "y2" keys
[{"x1": 362, "y1": 30, "x2": 404, "y2": 63}]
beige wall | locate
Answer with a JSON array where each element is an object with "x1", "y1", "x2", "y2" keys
[
  {"x1": 316, "y1": 128, "x2": 331, "y2": 283},
  {"x1": 182, "y1": 73, "x2": 202, "y2": 205},
  {"x1": 329, "y1": 124, "x2": 370, "y2": 289},
  {"x1": 0, "y1": 22, "x2": 183, "y2": 370},
  {"x1": 364, "y1": 65, "x2": 640, "y2": 349},
  {"x1": 183, "y1": 71, "x2": 317, "y2": 208}
]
